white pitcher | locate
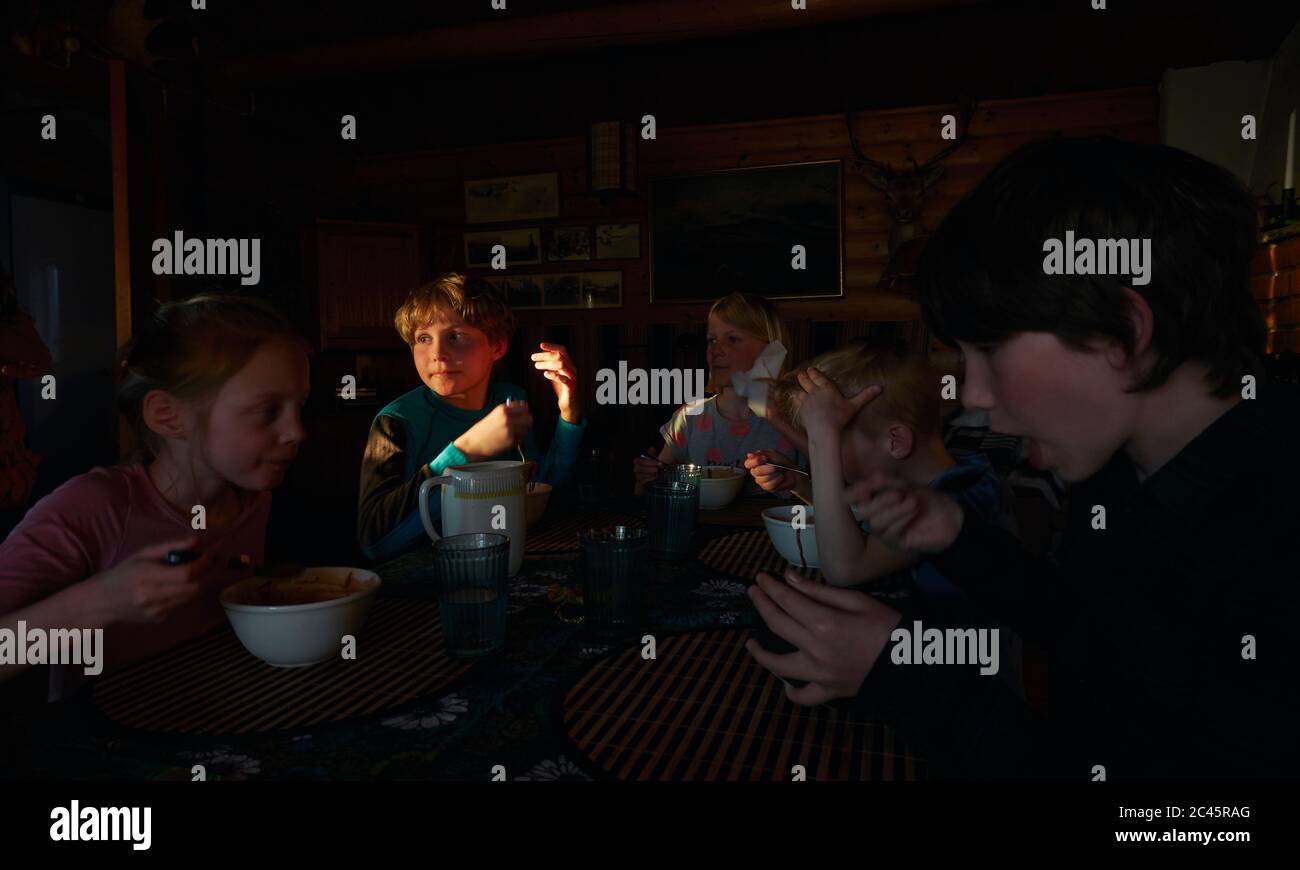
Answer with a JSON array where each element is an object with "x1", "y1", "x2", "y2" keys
[{"x1": 419, "y1": 461, "x2": 527, "y2": 576}]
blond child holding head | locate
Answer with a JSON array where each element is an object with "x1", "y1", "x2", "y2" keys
[{"x1": 767, "y1": 344, "x2": 1018, "y2": 593}]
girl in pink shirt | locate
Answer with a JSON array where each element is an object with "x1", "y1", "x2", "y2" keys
[
  {"x1": 0, "y1": 293, "x2": 310, "y2": 700},
  {"x1": 631, "y1": 292, "x2": 806, "y2": 495}
]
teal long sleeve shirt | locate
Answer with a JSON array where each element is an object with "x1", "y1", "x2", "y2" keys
[{"x1": 356, "y1": 382, "x2": 586, "y2": 562}]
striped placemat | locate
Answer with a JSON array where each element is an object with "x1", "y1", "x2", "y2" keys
[
  {"x1": 562, "y1": 628, "x2": 923, "y2": 781},
  {"x1": 696, "y1": 496, "x2": 778, "y2": 528},
  {"x1": 698, "y1": 530, "x2": 822, "y2": 582},
  {"x1": 92, "y1": 599, "x2": 472, "y2": 735},
  {"x1": 526, "y1": 509, "x2": 644, "y2": 553}
]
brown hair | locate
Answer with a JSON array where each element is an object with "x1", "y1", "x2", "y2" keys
[
  {"x1": 770, "y1": 343, "x2": 943, "y2": 440},
  {"x1": 394, "y1": 272, "x2": 516, "y2": 347},
  {"x1": 116, "y1": 293, "x2": 309, "y2": 462}
]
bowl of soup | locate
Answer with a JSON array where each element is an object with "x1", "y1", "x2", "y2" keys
[
  {"x1": 525, "y1": 481, "x2": 552, "y2": 527},
  {"x1": 761, "y1": 505, "x2": 819, "y2": 569},
  {"x1": 220, "y1": 567, "x2": 381, "y2": 667},
  {"x1": 698, "y1": 465, "x2": 746, "y2": 510}
]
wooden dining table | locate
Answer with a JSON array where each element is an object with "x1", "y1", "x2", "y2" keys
[{"x1": 5, "y1": 493, "x2": 924, "y2": 781}]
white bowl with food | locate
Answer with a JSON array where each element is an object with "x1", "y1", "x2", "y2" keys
[
  {"x1": 525, "y1": 481, "x2": 552, "y2": 527},
  {"x1": 698, "y1": 465, "x2": 746, "y2": 510},
  {"x1": 761, "y1": 505, "x2": 819, "y2": 569},
  {"x1": 220, "y1": 567, "x2": 381, "y2": 667}
]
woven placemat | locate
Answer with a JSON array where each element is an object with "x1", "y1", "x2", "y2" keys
[
  {"x1": 561, "y1": 628, "x2": 923, "y2": 781},
  {"x1": 697, "y1": 530, "x2": 822, "y2": 582},
  {"x1": 696, "y1": 496, "x2": 780, "y2": 528},
  {"x1": 526, "y1": 509, "x2": 644, "y2": 553},
  {"x1": 92, "y1": 599, "x2": 472, "y2": 735}
]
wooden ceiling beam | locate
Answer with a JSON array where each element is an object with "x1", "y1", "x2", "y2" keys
[{"x1": 219, "y1": 0, "x2": 984, "y2": 83}]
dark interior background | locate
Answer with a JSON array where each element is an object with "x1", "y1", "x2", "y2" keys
[{"x1": 3, "y1": 0, "x2": 1298, "y2": 564}]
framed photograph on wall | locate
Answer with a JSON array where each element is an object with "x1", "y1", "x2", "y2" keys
[
  {"x1": 544, "y1": 226, "x2": 591, "y2": 262},
  {"x1": 486, "y1": 271, "x2": 623, "y2": 310},
  {"x1": 648, "y1": 160, "x2": 842, "y2": 302},
  {"x1": 464, "y1": 228, "x2": 542, "y2": 268},
  {"x1": 464, "y1": 173, "x2": 559, "y2": 224},
  {"x1": 595, "y1": 223, "x2": 640, "y2": 259},
  {"x1": 506, "y1": 275, "x2": 544, "y2": 309},
  {"x1": 543, "y1": 273, "x2": 581, "y2": 307},
  {"x1": 581, "y1": 270, "x2": 622, "y2": 307}
]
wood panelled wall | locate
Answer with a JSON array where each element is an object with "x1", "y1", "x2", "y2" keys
[
  {"x1": 355, "y1": 87, "x2": 1157, "y2": 321},
  {"x1": 344, "y1": 86, "x2": 1158, "y2": 449},
  {"x1": 288, "y1": 87, "x2": 1157, "y2": 567}
]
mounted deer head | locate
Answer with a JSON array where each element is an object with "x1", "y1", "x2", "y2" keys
[{"x1": 846, "y1": 96, "x2": 976, "y2": 259}]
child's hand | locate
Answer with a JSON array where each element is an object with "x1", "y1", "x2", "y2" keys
[
  {"x1": 532, "y1": 342, "x2": 581, "y2": 424},
  {"x1": 93, "y1": 537, "x2": 222, "y2": 624},
  {"x1": 744, "y1": 450, "x2": 802, "y2": 495},
  {"x1": 632, "y1": 445, "x2": 663, "y2": 496},
  {"x1": 796, "y1": 367, "x2": 881, "y2": 436},
  {"x1": 843, "y1": 472, "x2": 964, "y2": 554},
  {"x1": 454, "y1": 401, "x2": 533, "y2": 462},
  {"x1": 744, "y1": 567, "x2": 902, "y2": 706}
]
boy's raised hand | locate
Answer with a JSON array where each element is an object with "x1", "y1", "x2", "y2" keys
[
  {"x1": 454, "y1": 401, "x2": 533, "y2": 462},
  {"x1": 531, "y1": 342, "x2": 581, "y2": 424},
  {"x1": 843, "y1": 472, "x2": 964, "y2": 554},
  {"x1": 796, "y1": 366, "x2": 881, "y2": 436},
  {"x1": 744, "y1": 567, "x2": 902, "y2": 706}
]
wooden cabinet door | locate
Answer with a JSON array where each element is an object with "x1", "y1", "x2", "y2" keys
[{"x1": 316, "y1": 220, "x2": 421, "y2": 350}]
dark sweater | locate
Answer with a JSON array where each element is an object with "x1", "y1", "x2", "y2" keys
[{"x1": 853, "y1": 380, "x2": 1300, "y2": 780}]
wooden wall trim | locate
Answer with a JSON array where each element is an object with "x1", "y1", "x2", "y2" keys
[{"x1": 109, "y1": 59, "x2": 132, "y2": 350}]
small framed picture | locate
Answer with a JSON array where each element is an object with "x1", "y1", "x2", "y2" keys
[
  {"x1": 505, "y1": 275, "x2": 544, "y2": 309},
  {"x1": 595, "y1": 223, "x2": 640, "y2": 259},
  {"x1": 545, "y1": 226, "x2": 591, "y2": 262},
  {"x1": 543, "y1": 273, "x2": 582, "y2": 307},
  {"x1": 581, "y1": 270, "x2": 623, "y2": 308},
  {"x1": 464, "y1": 173, "x2": 559, "y2": 224},
  {"x1": 464, "y1": 228, "x2": 542, "y2": 268}
]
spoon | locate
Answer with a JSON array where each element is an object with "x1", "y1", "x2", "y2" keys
[
  {"x1": 638, "y1": 452, "x2": 667, "y2": 466},
  {"x1": 505, "y1": 397, "x2": 528, "y2": 463},
  {"x1": 753, "y1": 454, "x2": 810, "y2": 477}
]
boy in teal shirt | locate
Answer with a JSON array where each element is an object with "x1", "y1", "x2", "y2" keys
[{"x1": 357, "y1": 273, "x2": 586, "y2": 561}]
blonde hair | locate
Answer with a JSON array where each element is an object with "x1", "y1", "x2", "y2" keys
[
  {"x1": 771, "y1": 343, "x2": 942, "y2": 439},
  {"x1": 116, "y1": 293, "x2": 309, "y2": 463},
  {"x1": 707, "y1": 292, "x2": 791, "y2": 377},
  {"x1": 394, "y1": 272, "x2": 516, "y2": 347}
]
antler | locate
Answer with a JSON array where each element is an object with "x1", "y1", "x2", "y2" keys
[
  {"x1": 844, "y1": 102, "x2": 897, "y2": 178},
  {"x1": 845, "y1": 96, "x2": 977, "y2": 175},
  {"x1": 914, "y1": 95, "x2": 977, "y2": 172}
]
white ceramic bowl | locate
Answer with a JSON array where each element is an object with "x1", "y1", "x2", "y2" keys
[
  {"x1": 525, "y1": 482, "x2": 552, "y2": 527},
  {"x1": 220, "y1": 567, "x2": 381, "y2": 667},
  {"x1": 698, "y1": 465, "x2": 746, "y2": 510},
  {"x1": 761, "y1": 505, "x2": 819, "y2": 569}
]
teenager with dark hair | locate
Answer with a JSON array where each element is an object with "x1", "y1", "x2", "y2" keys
[{"x1": 744, "y1": 136, "x2": 1298, "y2": 780}]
